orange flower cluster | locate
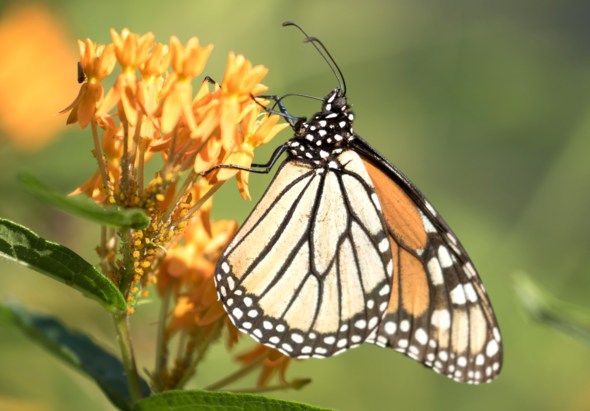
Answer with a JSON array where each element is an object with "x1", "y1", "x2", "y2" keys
[
  {"x1": 64, "y1": 28, "x2": 300, "y2": 392},
  {"x1": 62, "y1": 29, "x2": 286, "y2": 305}
]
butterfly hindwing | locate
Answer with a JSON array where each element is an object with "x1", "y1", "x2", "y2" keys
[
  {"x1": 215, "y1": 150, "x2": 393, "y2": 359},
  {"x1": 355, "y1": 138, "x2": 502, "y2": 384}
]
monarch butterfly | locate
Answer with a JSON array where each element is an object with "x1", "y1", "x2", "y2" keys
[{"x1": 208, "y1": 21, "x2": 502, "y2": 384}]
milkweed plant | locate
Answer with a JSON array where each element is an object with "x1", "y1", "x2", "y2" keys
[{"x1": 0, "y1": 29, "x2": 326, "y2": 411}]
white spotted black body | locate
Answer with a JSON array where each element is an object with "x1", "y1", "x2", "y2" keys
[{"x1": 287, "y1": 89, "x2": 355, "y2": 166}]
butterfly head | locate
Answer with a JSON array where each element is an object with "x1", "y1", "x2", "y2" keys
[
  {"x1": 287, "y1": 89, "x2": 355, "y2": 165},
  {"x1": 322, "y1": 88, "x2": 349, "y2": 114}
]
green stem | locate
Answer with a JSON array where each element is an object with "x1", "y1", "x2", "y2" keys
[
  {"x1": 176, "y1": 322, "x2": 223, "y2": 389},
  {"x1": 180, "y1": 181, "x2": 223, "y2": 224},
  {"x1": 153, "y1": 288, "x2": 171, "y2": 391},
  {"x1": 119, "y1": 229, "x2": 134, "y2": 296},
  {"x1": 91, "y1": 119, "x2": 109, "y2": 190},
  {"x1": 113, "y1": 312, "x2": 143, "y2": 403}
]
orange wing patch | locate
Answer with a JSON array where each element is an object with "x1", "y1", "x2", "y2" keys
[
  {"x1": 363, "y1": 160, "x2": 427, "y2": 251},
  {"x1": 365, "y1": 158, "x2": 430, "y2": 316},
  {"x1": 400, "y1": 248, "x2": 429, "y2": 317},
  {"x1": 385, "y1": 240, "x2": 430, "y2": 317}
]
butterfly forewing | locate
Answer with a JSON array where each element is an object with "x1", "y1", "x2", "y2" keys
[
  {"x1": 216, "y1": 151, "x2": 393, "y2": 358},
  {"x1": 359, "y1": 153, "x2": 502, "y2": 384}
]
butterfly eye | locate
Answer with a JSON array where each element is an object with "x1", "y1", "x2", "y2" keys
[
  {"x1": 294, "y1": 118, "x2": 307, "y2": 133},
  {"x1": 333, "y1": 96, "x2": 347, "y2": 110}
]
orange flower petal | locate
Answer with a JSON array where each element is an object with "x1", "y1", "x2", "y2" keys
[
  {"x1": 236, "y1": 170, "x2": 251, "y2": 201},
  {"x1": 76, "y1": 82, "x2": 103, "y2": 128},
  {"x1": 160, "y1": 84, "x2": 183, "y2": 134},
  {"x1": 220, "y1": 97, "x2": 240, "y2": 148}
]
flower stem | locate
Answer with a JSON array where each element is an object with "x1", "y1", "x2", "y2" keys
[
  {"x1": 161, "y1": 170, "x2": 196, "y2": 224},
  {"x1": 205, "y1": 352, "x2": 267, "y2": 391},
  {"x1": 119, "y1": 228, "x2": 135, "y2": 295},
  {"x1": 91, "y1": 120, "x2": 109, "y2": 190},
  {"x1": 137, "y1": 137, "x2": 146, "y2": 195},
  {"x1": 153, "y1": 288, "x2": 171, "y2": 391},
  {"x1": 175, "y1": 322, "x2": 223, "y2": 389},
  {"x1": 113, "y1": 312, "x2": 143, "y2": 403},
  {"x1": 180, "y1": 181, "x2": 223, "y2": 224},
  {"x1": 167, "y1": 128, "x2": 178, "y2": 169}
]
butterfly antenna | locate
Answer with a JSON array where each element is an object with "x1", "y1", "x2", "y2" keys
[
  {"x1": 282, "y1": 21, "x2": 347, "y2": 95},
  {"x1": 304, "y1": 36, "x2": 347, "y2": 95}
]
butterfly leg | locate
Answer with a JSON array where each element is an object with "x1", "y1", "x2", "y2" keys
[
  {"x1": 252, "y1": 94, "x2": 304, "y2": 127},
  {"x1": 199, "y1": 143, "x2": 288, "y2": 176}
]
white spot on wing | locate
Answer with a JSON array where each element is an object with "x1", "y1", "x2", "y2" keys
[
  {"x1": 378, "y1": 238, "x2": 389, "y2": 253},
  {"x1": 431, "y1": 309, "x2": 451, "y2": 330},
  {"x1": 291, "y1": 333, "x2": 304, "y2": 344},
  {"x1": 415, "y1": 328, "x2": 428, "y2": 345},
  {"x1": 427, "y1": 258, "x2": 444, "y2": 285},
  {"x1": 355, "y1": 319, "x2": 367, "y2": 329},
  {"x1": 450, "y1": 285, "x2": 467, "y2": 305},
  {"x1": 464, "y1": 283, "x2": 478, "y2": 302},
  {"x1": 400, "y1": 320, "x2": 410, "y2": 332},
  {"x1": 425, "y1": 201, "x2": 436, "y2": 216},
  {"x1": 384, "y1": 321, "x2": 397, "y2": 335},
  {"x1": 421, "y1": 212, "x2": 436, "y2": 233},
  {"x1": 324, "y1": 336, "x2": 336, "y2": 344},
  {"x1": 232, "y1": 307, "x2": 243, "y2": 320},
  {"x1": 486, "y1": 340, "x2": 499, "y2": 357},
  {"x1": 438, "y1": 246, "x2": 453, "y2": 268},
  {"x1": 371, "y1": 193, "x2": 381, "y2": 211}
]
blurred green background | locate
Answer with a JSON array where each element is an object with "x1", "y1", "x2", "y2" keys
[{"x1": 2, "y1": 0, "x2": 590, "y2": 410}]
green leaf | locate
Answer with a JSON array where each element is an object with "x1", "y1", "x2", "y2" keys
[
  {"x1": 18, "y1": 173, "x2": 150, "y2": 229},
  {"x1": 0, "y1": 218, "x2": 125, "y2": 311},
  {"x1": 514, "y1": 272, "x2": 590, "y2": 344},
  {"x1": 0, "y1": 303, "x2": 150, "y2": 410},
  {"x1": 133, "y1": 390, "x2": 331, "y2": 411}
]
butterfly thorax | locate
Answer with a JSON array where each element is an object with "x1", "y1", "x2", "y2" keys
[{"x1": 287, "y1": 89, "x2": 354, "y2": 166}]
